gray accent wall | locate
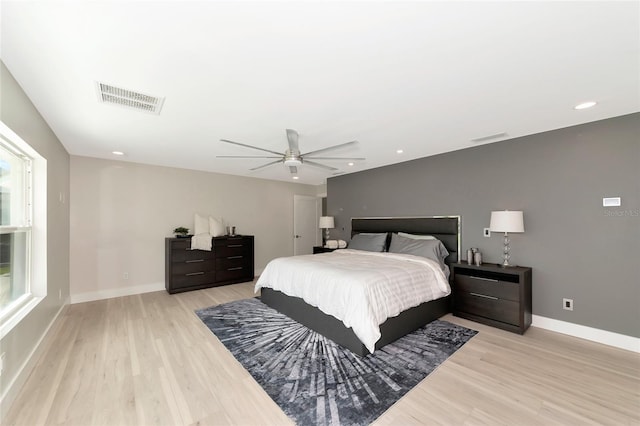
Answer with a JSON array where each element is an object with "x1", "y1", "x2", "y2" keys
[{"x1": 327, "y1": 113, "x2": 639, "y2": 338}]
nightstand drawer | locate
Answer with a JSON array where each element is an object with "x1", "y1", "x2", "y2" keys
[
  {"x1": 455, "y1": 274, "x2": 519, "y2": 302},
  {"x1": 455, "y1": 292, "x2": 519, "y2": 325}
]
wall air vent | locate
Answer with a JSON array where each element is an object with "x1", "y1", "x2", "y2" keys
[
  {"x1": 95, "y1": 82, "x2": 165, "y2": 114},
  {"x1": 471, "y1": 132, "x2": 508, "y2": 143}
]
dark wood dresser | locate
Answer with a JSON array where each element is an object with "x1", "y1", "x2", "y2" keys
[
  {"x1": 165, "y1": 235, "x2": 254, "y2": 294},
  {"x1": 452, "y1": 262, "x2": 532, "y2": 334}
]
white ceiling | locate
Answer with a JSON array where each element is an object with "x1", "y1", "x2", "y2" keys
[{"x1": 2, "y1": 1, "x2": 638, "y2": 185}]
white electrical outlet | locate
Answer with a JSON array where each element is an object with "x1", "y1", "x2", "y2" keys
[
  {"x1": 563, "y1": 298, "x2": 574, "y2": 311},
  {"x1": 123, "y1": 272, "x2": 129, "y2": 280},
  {"x1": 58, "y1": 289, "x2": 62, "y2": 300},
  {"x1": 483, "y1": 228, "x2": 491, "y2": 237}
]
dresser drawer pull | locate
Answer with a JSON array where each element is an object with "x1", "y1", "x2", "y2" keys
[
  {"x1": 228, "y1": 267, "x2": 243, "y2": 271},
  {"x1": 228, "y1": 244, "x2": 243, "y2": 248},
  {"x1": 185, "y1": 259, "x2": 204, "y2": 263},
  {"x1": 227, "y1": 255, "x2": 243, "y2": 260},
  {"x1": 185, "y1": 272, "x2": 205, "y2": 276},
  {"x1": 470, "y1": 276, "x2": 498, "y2": 282},
  {"x1": 470, "y1": 292, "x2": 498, "y2": 300}
]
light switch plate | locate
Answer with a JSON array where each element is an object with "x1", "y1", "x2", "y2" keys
[
  {"x1": 603, "y1": 197, "x2": 621, "y2": 207},
  {"x1": 483, "y1": 228, "x2": 491, "y2": 237}
]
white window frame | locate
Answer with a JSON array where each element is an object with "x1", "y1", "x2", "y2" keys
[{"x1": 0, "y1": 121, "x2": 47, "y2": 340}]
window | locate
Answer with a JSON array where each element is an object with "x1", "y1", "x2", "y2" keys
[
  {"x1": 0, "y1": 121, "x2": 46, "y2": 338},
  {"x1": 0, "y1": 139, "x2": 31, "y2": 311}
]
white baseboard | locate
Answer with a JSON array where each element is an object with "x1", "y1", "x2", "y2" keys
[
  {"x1": 532, "y1": 314, "x2": 639, "y2": 353},
  {"x1": 0, "y1": 301, "x2": 67, "y2": 422},
  {"x1": 70, "y1": 282, "x2": 165, "y2": 304}
]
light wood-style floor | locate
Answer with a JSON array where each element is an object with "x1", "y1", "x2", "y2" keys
[{"x1": 5, "y1": 281, "x2": 639, "y2": 426}]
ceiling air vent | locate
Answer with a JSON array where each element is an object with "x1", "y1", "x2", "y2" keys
[{"x1": 96, "y1": 82, "x2": 165, "y2": 114}]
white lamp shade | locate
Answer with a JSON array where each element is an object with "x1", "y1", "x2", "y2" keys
[
  {"x1": 319, "y1": 216, "x2": 335, "y2": 229},
  {"x1": 489, "y1": 211, "x2": 524, "y2": 233}
]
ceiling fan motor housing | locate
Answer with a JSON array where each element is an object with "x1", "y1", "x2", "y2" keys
[{"x1": 284, "y1": 150, "x2": 302, "y2": 167}]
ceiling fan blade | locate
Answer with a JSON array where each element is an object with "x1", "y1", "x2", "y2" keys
[
  {"x1": 216, "y1": 155, "x2": 282, "y2": 159},
  {"x1": 304, "y1": 157, "x2": 366, "y2": 161},
  {"x1": 289, "y1": 166, "x2": 298, "y2": 174},
  {"x1": 286, "y1": 129, "x2": 299, "y2": 153},
  {"x1": 250, "y1": 160, "x2": 283, "y2": 171},
  {"x1": 220, "y1": 139, "x2": 285, "y2": 156},
  {"x1": 301, "y1": 140, "x2": 358, "y2": 157},
  {"x1": 304, "y1": 160, "x2": 338, "y2": 171}
]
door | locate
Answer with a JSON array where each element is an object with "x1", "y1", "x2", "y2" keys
[{"x1": 293, "y1": 195, "x2": 321, "y2": 255}]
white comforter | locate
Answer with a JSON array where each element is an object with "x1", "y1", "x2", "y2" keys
[{"x1": 254, "y1": 249, "x2": 451, "y2": 353}]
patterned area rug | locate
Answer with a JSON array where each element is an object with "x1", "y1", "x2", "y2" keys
[{"x1": 196, "y1": 298, "x2": 477, "y2": 426}]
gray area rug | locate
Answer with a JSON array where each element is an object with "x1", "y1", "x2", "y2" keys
[{"x1": 196, "y1": 298, "x2": 477, "y2": 425}]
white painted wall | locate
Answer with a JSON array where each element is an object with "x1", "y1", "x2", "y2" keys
[{"x1": 69, "y1": 156, "x2": 320, "y2": 302}]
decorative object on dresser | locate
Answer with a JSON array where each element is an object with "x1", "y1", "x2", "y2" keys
[
  {"x1": 489, "y1": 210, "x2": 525, "y2": 267},
  {"x1": 165, "y1": 235, "x2": 254, "y2": 294},
  {"x1": 318, "y1": 215, "x2": 334, "y2": 245},
  {"x1": 452, "y1": 262, "x2": 532, "y2": 334},
  {"x1": 173, "y1": 226, "x2": 190, "y2": 238}
]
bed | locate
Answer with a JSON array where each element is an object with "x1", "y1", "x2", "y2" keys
[{"x1": 257, "y1": 216, "x2": 461, "y2": 356}]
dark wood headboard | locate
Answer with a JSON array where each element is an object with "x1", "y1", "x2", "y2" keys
[{"x1": 351, "y1": 216, "x2": 461, "y2": 265}]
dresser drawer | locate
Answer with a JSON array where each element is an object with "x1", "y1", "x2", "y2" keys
[
  {"x1": 216, "y1": 266, "x2": 251, "y2": 283},
  {"x1": 455, "y1": 292, "x2": 519, "y2": 325},
  {"x1": 216, "y1": 256, "x2": 249, "y2": 270},
  {"x1": 455, "y1": 274, "x2": 519, "y2": 302},
  {"x1": 171, "y1": 259, "x2": 216, "y2": 275},
  {"x1": 171, "y1": 247, "x2": 215, "y2": 262},
  {"x1": 170, "y1": 271, "x2": 217, "y2": 289},
  {"x1": 214, "y1": 239, "x2": 251, "y2": 258}
]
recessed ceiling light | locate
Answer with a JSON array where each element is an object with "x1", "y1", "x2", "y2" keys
[
  {"x1": 292, "y1": 176, "x2": 299, "y2": 180},
  {"x1": 396, "y1": 149, "x2": 404, "y2": 154},
  {"x1": 348, "y1": 162, "x2": 354, "y2": 166},
  {"x1": 112, "y1": 151, "x2": 124, "y2": 156},
  {"x1": 574, "y1": 101, "x2": 597, "y2": 110}
]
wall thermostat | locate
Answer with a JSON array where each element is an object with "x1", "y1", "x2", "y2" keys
[{"x1": 603, "y1": 197, "x2": 621, "y2": 207}]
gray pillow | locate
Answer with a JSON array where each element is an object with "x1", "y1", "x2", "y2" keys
[
  {"x1": 348, "y1": 233, "x2": 388, "y2": 252},
  {"x1": 388, "y1": 233, "x2": 449, "y2": 272}
]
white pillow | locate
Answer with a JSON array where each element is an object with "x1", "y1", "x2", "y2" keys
[
  {"x1": 397, "y1": 232, "x2": 436, "y2": 240},
  {"x1": 209, "y1": 216, "x2": 225, "y2": 237},
  {"x1": 194, "y1": 213, "x2": 209, "y2": 235}
]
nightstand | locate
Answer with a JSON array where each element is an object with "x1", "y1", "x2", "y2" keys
[
  {"x1": 451, "y1": 262, "x2": 532, "y2": 334},
  {"x1": 313, "y1": 246, "x2": 336, "y2": 254}
]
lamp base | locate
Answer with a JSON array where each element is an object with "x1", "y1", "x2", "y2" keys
[{"x1": 501, "y1": 232, "x2": 511, "y2": 267}]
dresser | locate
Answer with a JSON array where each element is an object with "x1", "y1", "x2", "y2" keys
[
  {"x1": 451, "y1": 262, "x2": 532, "y2": 334},
  {"x1": 165, "y1": 235, "x2": 254, "y2": 294}
]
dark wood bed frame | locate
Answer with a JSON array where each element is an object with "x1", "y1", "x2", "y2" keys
[{"x1": 261, "y1": 216, "x2": 461, "y2": 356}]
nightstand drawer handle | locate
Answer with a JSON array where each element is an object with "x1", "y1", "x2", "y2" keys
[
  {"x1": 185, "y1": 259, "x2": 204, "y2": 263},
  {"x1": 470, "y1": 292, "x2": 498, "y2": 300},
  {"x1": 227, "y1": 256, "x2": 243, "y2": 260},
  {"x1": 185, "y1": 272, "x2": 205, "y2": 276},
  {"x1": 228, "y1": 267, "x2": 243, "y2": 271},
  {"x1": 228, "y1": 244, "x2": 243, "y2": 248},
  {"x1": 470, "y1": 276, "x2": 498, "y2": 282}
]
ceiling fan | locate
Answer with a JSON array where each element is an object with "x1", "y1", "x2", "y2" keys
[{"x1": 217, "y1": 129, "x2": 365, "y2": 174}]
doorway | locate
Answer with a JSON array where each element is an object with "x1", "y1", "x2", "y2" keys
[{"x1": 293, "y1": 195, "x2": 321, "y2": 255}]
